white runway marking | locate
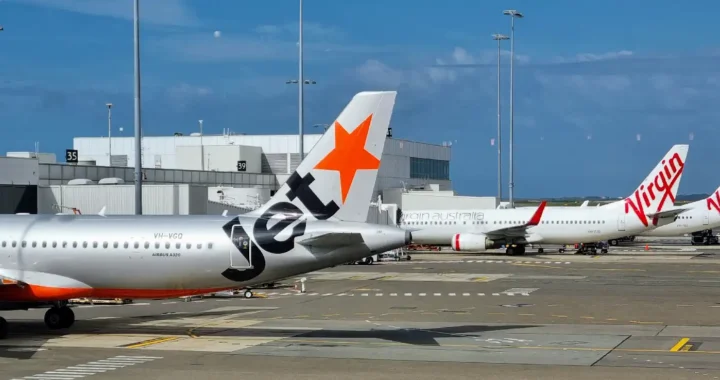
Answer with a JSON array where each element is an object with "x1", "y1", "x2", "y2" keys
[
  {"x1": 254, "y1": 291, "x2": 540, "y2": 298},
  {"x1": 382, "y1": 260, "x2": 572, "y2": 265},
  {"x1": 13, "y1": 356, "x2": 161, "y2": 380}
]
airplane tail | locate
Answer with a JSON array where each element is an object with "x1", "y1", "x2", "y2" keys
[
  {"x1": 603, "y1": 144, "x2": 688, "y2": 222},
  {"x1": 248, "y1": 91, "x2": 397, "y2": 223},
  {"x1": 705, "y1": 185, "x2": 720, "y2": 213}
]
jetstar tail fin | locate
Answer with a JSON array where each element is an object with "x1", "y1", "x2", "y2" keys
[{"x1": 248, "y1": 91, "x2": 397, "y2": 223}]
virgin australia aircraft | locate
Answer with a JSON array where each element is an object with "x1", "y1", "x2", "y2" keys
[
  {"x1": 400, "y1": 144, "x2": 689, "y2": 255},
  {"x1": 637, "y1": 185, "x2": 720, "y2": 237},
  {"x1": 0, "y1": 91, "x2": 409, "y2": 339}
]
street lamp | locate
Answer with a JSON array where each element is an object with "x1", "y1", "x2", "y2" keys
[
  {"x1": 313, "y1": 123, "x2": 330, "y2": 132},
  {"x1": 133, "y1": 0, "x2": 143, "y2": 214},
  {"x1": 106, "y1": 103, "x2": 113, "y2": 166},
  {"x1": 198, "y1": 119, "x2": 204, "y2": 170},
  {"x1": 286, "y1": 75, "x2": 316, "y2": 161},
  {"x1": 503, "y1": 9, "x2": 523, "y2": 208},
  {"x1": 286, "y1": 80, "x2": 316, "y2": 85},
  {"x1": 492, "y1": 33, "x2": 509, "y2": 204}
]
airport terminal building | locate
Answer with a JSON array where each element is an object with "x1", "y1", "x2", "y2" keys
[
  {"x1": 0, "y1": 131, "x2": 463, "y2": 216},
  {"x1": 70, "y1": 132, "x2": 453, "y2": 198}
]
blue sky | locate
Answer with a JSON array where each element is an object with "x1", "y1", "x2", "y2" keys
[{"x1": 1, "y1": 0, "x2": 719, "y2": 198}]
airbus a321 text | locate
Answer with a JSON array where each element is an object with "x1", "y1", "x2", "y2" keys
[{"x1": 0, "y1": 91, "x2": 409, "y2": 339}]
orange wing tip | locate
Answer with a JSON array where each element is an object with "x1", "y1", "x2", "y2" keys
[{"x1": 528, "y1": 201, "x2": 548, "y2": 225}]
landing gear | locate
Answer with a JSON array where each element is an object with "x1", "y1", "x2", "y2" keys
[
  {"x1": 44, "y1": 306, "x2": 75, "y2": 330},
  {"x1": 537, "y1": 248, "x2": 544, "y2": 254},
  {"x1": 505, "y1": 245, "x2": 526, "y2": 256},
  {"x1": 243, "y1": 289, "x2": 254, "y2": 299},
  {"x1": 0, "y1": 317, "x2": 7, "y2": 339}
]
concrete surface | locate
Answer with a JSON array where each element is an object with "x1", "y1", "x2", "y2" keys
[{"x1": 2, "y1": 244, "x2": 720, "y2": 379}]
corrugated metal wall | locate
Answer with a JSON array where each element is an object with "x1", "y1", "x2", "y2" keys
[{"x1": 37, "y1": 184, "x2": 210, "y2": 215}]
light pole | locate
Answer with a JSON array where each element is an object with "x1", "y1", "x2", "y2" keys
[
  {"x1": 313, "y1": 123, "x2": 330, "y2": 132},
  {"x1": 492, "y1": 33, "x2": 508, "y2": 204},
  {"x1": 198, "y1": 119, "x2": 204, "y2": 170},
  {"x1": 106, "y1": 103, "x2": 113, "y2": 166},
  {"x1": 503, "y1": 9, "x2": 523, "y2": 208},
  {"x1": 133, "y1": 0, "x2": 143, "y2": 215},
  {"x1": 298, "y1": 0, "x2": 304, "y2": 160},
  {"x1": 286, "y1": 78, "x2": 316, "y2": 160}
]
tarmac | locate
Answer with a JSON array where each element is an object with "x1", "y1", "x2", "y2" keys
[{"x1": 2, "y1": 240, "x2": 720, "y2": 379}]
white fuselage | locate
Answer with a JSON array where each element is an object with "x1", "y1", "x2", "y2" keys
[
  {"x1": 640, "y1": 199, "x2": 720, "y2": 236},
  {"x1": 0, "y1": 214, "x2": 408, "y2": 302},
  {"x1": 400, "y1": 205, "x2": 671, "y2": 245}
]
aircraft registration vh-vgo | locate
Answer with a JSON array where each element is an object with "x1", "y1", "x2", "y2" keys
[
  {"x1": 400, "y1": 144, "x2": 689, "y2": 255},
  {"x1": 0, "y1": 91, "x2": 409, "y2": 339}
]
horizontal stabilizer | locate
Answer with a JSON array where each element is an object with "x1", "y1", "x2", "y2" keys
[
  {"x1": 296, "y1": 232, "x2": 365, "y2": 248},
  {"x1": 646, "y1": 207, "x2": 689, "y2": 220}
]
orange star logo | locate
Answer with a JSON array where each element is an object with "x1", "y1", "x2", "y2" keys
[{"x1": 314, "y1": 114, "x2": 380, "y2": 204}]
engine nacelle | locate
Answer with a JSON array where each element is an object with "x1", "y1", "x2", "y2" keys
[{"x1": 451, "y1": 233, "x2": 497, "y2": 251}]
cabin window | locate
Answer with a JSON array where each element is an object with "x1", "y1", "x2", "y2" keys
[
  {"x1": 144, "y1": 242, "x2": 150, "y2": 249},
  {"x1": 42, "y1": 241, "x2": 47, "y2": 248},
  {"x1": 197, "y1": 243, "x2": 202, "y2": 249},
  {"x1": 155, "y1": 242, "x2": 160, "y2": 249},
  {"x1": 124, "y1": 242, "x2": 129, "y2": 249},
  {"x1": 103, "y1": 242, "x2": 108, "y2": 249},
  {"x1": 82, "y1": 242, "x2": 88, "y2": 248},
  {"x1": 92, "y1": 242, "x2": 98, "y2": 248},
  {"x1": 208, "y1": 243, "x2": 213, "y2": 249},
  {"x1": 31, "y1": 241, "x2": 36, "y2": 248},
  {"x1": 52, "y1": 241, "x2": 57, "y2": 248},
  {"x1": 73, "y1": 242, "x2": 78, "y2": 248},
  {"x1": 186, "y1": 243, "x2": 192, "y2": 249},
  {"x1": 112, "y1": 242, "x2": 118, "y2": 248},
  {"x1": 176, "y1": 242, "x2": 181, "y2": 249},
  {"x1": 134, "y1": 242, "x2": 139, "y2": 249},
  {"x1": 12, "y1": 241, "x2": 16, "y2": 247},
  {"x1": 165, "y1": 242, "x2": 170, "y2": 249},
  {"x1": 1, "y1": 241, "x2": 5, "y2": 248},
  {"x1": 62, "y1": 241, "x2": 67, "y2": 248}
]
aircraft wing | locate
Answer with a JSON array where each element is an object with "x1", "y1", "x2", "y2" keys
[
  {"x1": 483, "y1": 201, "x2": 547, "y2": 239},
  {"x1": 646, "y1": 207, "x2": 690, "y2": 220},
  {"x1": 296, "y1": 232, "x2": 365, "y2": 248}
]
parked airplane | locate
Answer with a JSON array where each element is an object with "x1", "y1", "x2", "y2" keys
[
  {"x1": 0, "y1": 91, "x2": 409, "y2": 339},
  {"x1": 400, "y1": 144, "x2": 689, "y2": 255},
  {"x1": 637, "y1": 185, "x2": 720, "y2": 237}
]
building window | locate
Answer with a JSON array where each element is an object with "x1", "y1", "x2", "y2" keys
[{"x1": 409, "y1": 157, "x2": 450, "y2": 180}]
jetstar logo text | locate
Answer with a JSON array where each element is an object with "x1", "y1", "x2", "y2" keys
[
  {"x1": 707, "y1": 191, "x2": 720, "y2": 213},
  {"x1": 625, "y1": 152, "x2": 684, "y2": 226}
]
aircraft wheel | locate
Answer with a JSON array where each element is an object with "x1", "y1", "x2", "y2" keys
[
  {"x1": 44, "y1": 308, "x2": 64, "y2": 330},
  {"x1": 538, "y1": 248, "x2": 544, "y2": 254},
  {"x1": 59, "y1": 307, "x2": 75, "y2": 328},
  {"x1": 609, "y1": 239, "x2": 618, "y2": 246},
  {"x1": 244, "y1": 290, "x2": 253, "y2": 299},
  {"x1": 0, "y1": 317, "x2": 8, "y2": 339}
]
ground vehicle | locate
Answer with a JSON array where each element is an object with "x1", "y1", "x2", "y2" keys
[
  {"x1": 558, "y1": 242, "x2": 608, "y2": 255},
  {"x1": 691, "y1": 230, "x2": 719, "y2": 245},
  {"x1": 608, "y1": 236, "x2": 636, "y2": 246}
]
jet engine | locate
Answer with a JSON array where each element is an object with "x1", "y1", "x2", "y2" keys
[{"x1": 451, "y1": 233, "x2": 499, "y2": 251}]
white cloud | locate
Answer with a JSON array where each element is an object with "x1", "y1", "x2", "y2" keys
[
  {"x1": 552, "y1": 50, "x2": 634, "y2": 64},
  {"x1": 253, "y1": 22, "x2": 343, "y2": 40},
  {"x1": 11, "y1": 0, "x2": 200, "y2": 27},
  {"x1": 355, "y1": 60, "x2": 405, "y2": 88}
]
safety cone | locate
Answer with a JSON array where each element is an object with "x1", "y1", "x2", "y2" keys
[{"x1": 645, "y1": 244, "x2": 649, "y2": 251}]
